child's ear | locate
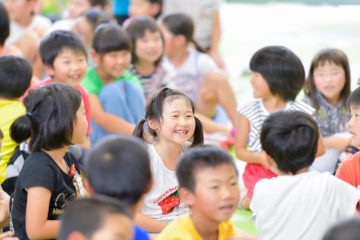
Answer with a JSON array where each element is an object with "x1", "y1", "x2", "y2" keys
[
  {"x1": 262, "y1": 151, "x2": 283, "y2": 175},
  {"x1": 175, "y1": 35, "x2": 187, "y2": 47},
  {"x1": 90, "y1": 49, "x2": 100, "y2": 65},
  {"x1": 147, "y1": 119, "x2": 159, "y2": 131},
  {"x1": 43, "y1": 64, "x2": 55, "y2": 77},
  {"x1": 179, "y1": 188, "x2": 195, "y2": 207}
]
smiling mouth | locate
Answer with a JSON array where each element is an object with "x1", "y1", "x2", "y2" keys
[{"x1": 175, "y1": 130, "x2": 189, "y2": 135}]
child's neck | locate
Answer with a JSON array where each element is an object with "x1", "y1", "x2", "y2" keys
[
  {"x1": 17, "y1": 15, "x2": 33, "y2": 28},
  {"x1": 154, "y1": 140, "x2": 182, "y2": 170},
  {"x1": 135, "y1": 60, "x2": 156, "y2": 76},
  {"x1": 190, "y1": 212, "x2": 219, "y2": 240},
  {"x1": 167, "y1": 48, "x2": 189, "y2": 67},
  {"x1": 43, "y1": 147, "x2": 69, "y2": 173},
  {"x1": 262, "y1": 95, "x2": 287, "y2": 113},
  {"x1": 95, "y1": 66, "x2": 116, "y2": 84}
]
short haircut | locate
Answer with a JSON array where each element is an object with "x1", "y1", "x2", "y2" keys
[
  {"x1": 347, "y1": 86, "x2": 360, "y2": 108},
  {"x1": 176, "y1": 145, "x2": 238, "y2": 192},
  {"x1": 133, "y1": 87, "x2": 204, "y2": 148},
  {"x1": 39, "y1": 30, "x2": 87, "y2": 67},
  {"x1": 81, "y1": 7, "x2": 111, "y2": 32},
  {"x1": 10, "y1": 83, "x2": 82, "y2": 152},
  {"x1": 0, "y1": 55, "x2": 32, "y2": 99},
  {"x1": 85, "y1": 135, "x2": 151, "y2": 207},
  {"x1": 0, "y1": 2, "x2": 10, "y2": 46},
  {"x1": 305, "y1": 48, "x2": 351, "y2": 110},
  {"x1": 322, "y1": 216, "x2": 360, "y2": 240},
  {"x1": 58, "y1": 195, "x2": 131, "y2": 240},
  {"x1": 125, "y1": 16, "x2": 164, "y2": 66},
  {"x1": 92, "y1": 23, "x2": 131, "y2": 54},
  {"x1": 260, "y1": 110, "x2": 319, "y2": 174},
  {"x1": 250, "y1": 46, "x2": 305, "y2": 101}
]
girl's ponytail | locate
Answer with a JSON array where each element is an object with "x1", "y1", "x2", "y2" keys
[
  {"x1": 133, "y1": 119, "x2": 147, "y2": 140},
  {"x1": 191, "y1": 39, "x2": 206, "y2": 54},
  {"x1": 10, "y1": 114, "x2": 32, "y2": 144},
  {"x1": 190, "y1": 117, "x2": 204, "y2": 147}
]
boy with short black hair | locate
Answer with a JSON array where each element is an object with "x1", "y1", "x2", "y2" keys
[
  {"x1": 158, "y1": 146, "x2": 253, "y2": 239},
  {"x1": 251, "y1": 110, "x2": 360, "y2": 240},
  {"x1": 58, "y1": 196, "x2": 133, "y2": 240},
  {"x1": 336, "y1": 87, "x2": 360, "y2": 188},
  {"x1": 84, "y1": 135, "x2": 151, "y2": 240}
]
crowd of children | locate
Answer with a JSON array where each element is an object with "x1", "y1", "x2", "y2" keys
[{"x1": 0, "y1": 0, "x2": 360, "y2": 239}]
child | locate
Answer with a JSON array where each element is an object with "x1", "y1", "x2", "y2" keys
[
  {"x1": 159, "y1": 13, "x2": 238, "y2": 134},
  {"x1": 85, "y1": 135, "x2": 151, "y2": 239},
  {"x1": 322, "y1": 216, "x2": 360, "y2": 240},
  {"x1": 0, "y1": 55, "x2": 32, "y2": 185},
  {"x1": 35, "y1": 30, "x2": 91, "y2": 146},
  {"x1": 251, "y1": 110, "x2": 360, "y2": 240},
  {"x1": 81, "y1": 23, "x2": 145, "y2": 144},
  {"x1": 304, "y1": 48, "x2": 353, "y2": 173},
  {"x1": 133, "y1": 87, "x2": 204, "y2": 232},
  {"x1": 336, "y1": 87, "x2": 360, "y2": 188},
  {"x1": 235, "y1": 45, "x2": 314, "y2": 209},
  {"x1": 125, "y1": 16, "x2": 175, "y2": 101},
  {"x1": 11, "y1": 83, "x2": 87, "y2": 240},
  {"x1": 158, "y1": 146, "x2": 254, "y2": 240},
  {"x1": 58, "y1": 196, "x2": 133, "y2": 240},
  {"x1": 129, "y1": 0, "x2": 162, "y2": 19}
]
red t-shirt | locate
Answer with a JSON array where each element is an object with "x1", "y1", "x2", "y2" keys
[
  {"x1": 29, "y1": 79, "x2": 92, "y2": 136},
  {"x1": 336, "y1": 151, "x2": 360, "y2": 189}
]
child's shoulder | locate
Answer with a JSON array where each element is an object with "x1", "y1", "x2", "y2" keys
[
  {"x1": 288, "y1": 99, "x2": 315, "y2": 115},
  {"x1": 237, "y1": 99, "x2": 262, "y2": 116}
]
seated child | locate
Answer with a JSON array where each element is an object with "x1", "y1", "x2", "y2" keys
[
  {"x1": 0, "y1": 56, "x2": 32, "y2": 185},
  {"x1": 322, "y1": 216, "x2": 360, "y2": 240},
  {"x1": 336, "y1": 86, "x2": 360, "y2": 188},
  {"x1": 81, "y1": 23, "x2": 145, "y2": 144},
  {"x1": 84, "y1": 135, "x2": 152, "y2": 240},
  {"x1": 158, "y1": 145, "x2": 254, "y2": 239},
  {"x1": 251, "y1": 110, "x2": 360, "y2": 240},
  {"x1": 58, "y1": 196, "x2": 133, "y2": 240}
]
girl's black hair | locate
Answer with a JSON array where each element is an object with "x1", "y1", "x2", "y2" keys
[
  {"x1": 0, "y1": 2, "x2": 9, "y2": 46},
  {"x1": 125, "y1": 16, "x2": 164, "y2": 66},
  {"x1": 93, "y1": 23, "x2": 131, "y2": 54},
  {"x1": 10, "y1": 83, "x2": 82, "y2": 152},
  {"x1": 304, "y1": 48, "x2": 351, "y2": 110},
  {"x1": 133, "y1": 87, "x2": 203, "y2": 147},
  {"x1": 161, "y1": 13, "x2": 206, "y2": 53}
]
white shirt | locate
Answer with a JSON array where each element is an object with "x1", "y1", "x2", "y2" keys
[
  {"x1": 141, "y1": 144, "x2": 188, "y2": 222},
  {"x1": 251, "y1": 171, "x2": 360, "y2": 240}
]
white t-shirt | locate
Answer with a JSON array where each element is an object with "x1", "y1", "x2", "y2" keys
[
  {"x1": 251, "y1": 171, "x2": 360, "y2": 240},
  {"x1": 141, "y1": 144, "x2": 188, "y2": 222},
  {"x1": 164, "y1": 48, "x2": 217, "y2": 101}
]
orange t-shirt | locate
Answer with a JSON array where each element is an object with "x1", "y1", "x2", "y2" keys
[{"x1": 336, "y1": 151, "x2": 360, "y2": 189}]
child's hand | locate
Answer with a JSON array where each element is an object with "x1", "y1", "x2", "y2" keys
[
  {"x1": 332, "y1": 133, "x2": 352, "y2": 152},
  {"x1": 0, "y1": 187, "x2": 10, "y2": 228},
  {"x1": 0, "y1": 230, "x2": 19, "y2": 240}
]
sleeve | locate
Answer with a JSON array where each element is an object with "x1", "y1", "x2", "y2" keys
[
  {"x1": 81, "y1": 73, "x2": 98, "y2": 96},
  {"x1": 237, "y1": 101, "x2": 257, "y2": 119},
  {"x1": 331, "y1": 175, "x2": 360, "y2": 216},
  {"x1": 20, "y1": 158, "x2": 55, "y2": 192},
  {"x1": 336, "y1": 159, "x2": 357, "y2": 188}
]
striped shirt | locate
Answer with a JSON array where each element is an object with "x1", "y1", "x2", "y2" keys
[{"x1": 238, "y1": 99, "x2": 314, "y2": 152}]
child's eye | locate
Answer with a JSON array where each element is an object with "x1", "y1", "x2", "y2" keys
[
  {"x1": 354, "y1": 114, "x2": 360, "y2": 119},
  {"x1": 210, "y1": 186, "x2": 219, "y2": 190},
  {"x1": 230, "y1": 181, "x2": 238, "y2": 186}
]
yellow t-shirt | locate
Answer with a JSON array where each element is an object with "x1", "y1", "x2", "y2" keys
[
  {"x1": 157, "y1": 215, "x2": 236, "y2": 240},
  {"x1": 0, "y1": 100, "x2": 25, "y2": 183}
]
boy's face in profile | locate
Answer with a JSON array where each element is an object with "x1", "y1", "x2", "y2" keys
[
  {"x1": 185, "y1": 163, "x2": 240, "y2": 223},
  {"x1": 46, "y1": 48, "x2": 88, "y2": 87},
  {"x1": 250, "y1": 72, "x2": 271, "y2": 99},
  {"x1": 95, "y1": 50, "x2": 131, "y2": 80},
  {"x1": 90, "y1": 214, "x2": 133, "y2": 240},
  {"x1": 349, "y1": 105, "x2": 360, "y2": 147}
]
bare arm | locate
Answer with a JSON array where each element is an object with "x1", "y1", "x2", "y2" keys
[
  {"x1": 26, "y1": 187, "x2": 60, "y2": 239},
  {"x1": 195, "y1": 112, "x2": 230, "y2": 134},
  {"x1": 322, "y1": 134, "x2": 351, "y2": 152},
  {"x1": 135, "y1": 213, "x2": 167, "y2": 233},
  {"x1": 208, "y1": 10, "x2": 224, "y2": 69},
  {"x1": 235, "y1": 114, "x2": 264, "y2": 165},
  {"x1": 90, "y1": 95, "x2": 135, "y2": 135}
]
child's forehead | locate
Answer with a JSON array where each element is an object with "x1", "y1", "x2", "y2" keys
[
  {"x1": 57, "y1": 47, "x2": 86, "y2": 58},
  {"x1": 193, "y1": 164, "x2": 237, "y2": 182}
]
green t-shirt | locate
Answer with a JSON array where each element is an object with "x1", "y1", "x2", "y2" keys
[{"x1": 81, "y1": 67, "x2": 142, "y2": 96}]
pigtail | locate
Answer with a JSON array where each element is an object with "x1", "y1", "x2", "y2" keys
[
  {"x1": 133, "y1": 119, "x2": 147, "y2": 141},
  {"x1": 190, "y1": 117, "x2": 204, "y2": 148},
  {"x1": 10, "y1": 115, "x2": 32, "y2": 144},
  {"x1": 191, "y1": 39, "x2": 206, "y2": 54}
]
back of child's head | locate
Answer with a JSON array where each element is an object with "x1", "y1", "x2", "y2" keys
[
  {"x1": 0, "y1": 55, "x2": 32, "y2": 99},
  {"x1": 176, "y1": 145, "x2": 238, "y2": 192},
  {"x1": 58, "y1": 195, "x2": 132, "y2": 240},
  {"x1": 85, "y1": 135, "x2": 151, "y2": 207},
  {"x1": 133, "y1": 87, "x2": 204, "y2": 147},
  {"x1": 348, "y1": 86, "x2": 360, "y2": 109},
  {"x1": 260, "y1": 110, "x2": 319, "y2": 174},
  {"x1": 0, "y1": 2, "x2": 9, "y2": 46},
  {"x1": 92, "y1": 23, "x2": 131, "y2": 54},
  {"x1": 250, "y1": 45, "x2": 305, "y2": 101},
  {"x1": 305, "y1": 48, "x2": 351, "y2": 109},
  {"x1": 89, "y1": 0, "x2": 108, "y2": 8},
  {"x1": 322, "y1": 216, "x2": 360, "y2": 240},
  {"x1": 161, "y1": 13, "x2": 205, "y2": 53},
  {"x1": 81, "y1": 7, "x2": 112, "y2": 31},
  {"x1": 39, "y1": 30, "x2": 87, "y2": 67},
  {"x1": 125, "y1": 16, "x2": 163, "y2": 65},
  {"x1": 10, "y1": 83, "x2": 82, "y2": 152}
]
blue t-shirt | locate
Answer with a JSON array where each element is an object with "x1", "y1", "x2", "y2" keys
[
  {"x1": 134, "y1": 225, "x2": 150, "y2": 240},
  {"x1": 113, "y1": 0, "x2": 130, "y2": 16}
]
